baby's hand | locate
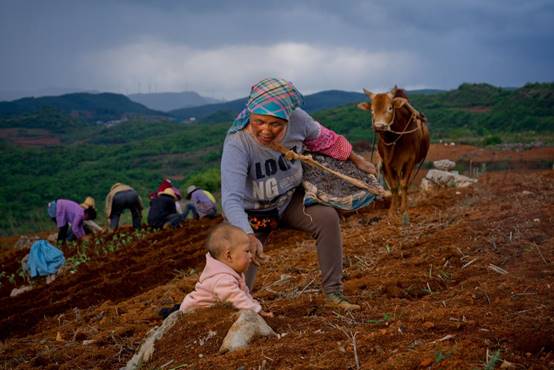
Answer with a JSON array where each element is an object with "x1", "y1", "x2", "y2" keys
[{"x1": 260, "y1": 311, "x2": 274, "y2": 318}]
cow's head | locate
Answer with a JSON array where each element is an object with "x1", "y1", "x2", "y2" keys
[{"x1": 357, "y1": 86, "x2": 408, "y2": 132}]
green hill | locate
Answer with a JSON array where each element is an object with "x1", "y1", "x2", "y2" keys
[{"x1": 0, "y1": 92, "x2": 167, "y2": 123}]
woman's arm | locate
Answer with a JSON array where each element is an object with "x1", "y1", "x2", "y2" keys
[
  {"x1": 221, "y1": 139, "x2": 254, "y2": 234},
  {"x1": 71, "y1": 214, "x2": 86, "y2": 239}
]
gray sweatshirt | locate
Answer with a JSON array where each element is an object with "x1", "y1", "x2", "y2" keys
[{"x1": 221, "y1": 108, "x2": 320, "y2": 234}]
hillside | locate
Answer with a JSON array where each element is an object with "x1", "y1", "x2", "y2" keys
[
  {"x1": 128, "y1": 91, "x2": 222, "y2": 112},
  {"x1": 0, "y1": 146, "x2": 552, "y2": 368},
  {"x1": 0, "y1": 92, "x2": 167, "y2": 123}
]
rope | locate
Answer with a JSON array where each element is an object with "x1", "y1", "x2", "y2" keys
[{"x1": 269, "y1": 143, "x2": 385, "y2": 196}]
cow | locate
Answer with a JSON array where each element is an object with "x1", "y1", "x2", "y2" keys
[{"x1": 357, "y1": 86, "x2": 430, "y2": 224}]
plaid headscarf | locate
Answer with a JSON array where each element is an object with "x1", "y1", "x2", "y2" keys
[{"x1": 229, "y1": 78, "x2": 304, "y2": 134}]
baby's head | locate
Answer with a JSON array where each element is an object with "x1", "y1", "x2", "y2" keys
[{"x1": 207, "y1": 223, "x2": 252, "y2": 273}]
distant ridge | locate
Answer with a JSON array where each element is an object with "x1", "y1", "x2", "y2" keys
[
  {"x1": 0, "y1": 92, "x2": 167, "y2": 122},
  {"x1": 0, "y1": 88, "x2": 99, "y2": 102},
  {"x1": 169, "y1": 89, "x2": 445, "y2": 122},
  {"x1": 128, "y1": 91, "x2": 222, "y2": 112}
]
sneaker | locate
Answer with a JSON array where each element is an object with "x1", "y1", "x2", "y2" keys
[{"x1": 325, "y1": 292, "x2": 361, "y2": 311}]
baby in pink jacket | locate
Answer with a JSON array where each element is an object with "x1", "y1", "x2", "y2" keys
[{"x1": 179, "y1": 223, "x2": 272, "y2": 317}]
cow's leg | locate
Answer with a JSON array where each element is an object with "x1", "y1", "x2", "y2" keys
[
  {"x1": 399, "y1": 163, "x2": 415, "y2": 225},
  {"x1": 385, "y1": 167, "x2": 400, "y2": 220}
]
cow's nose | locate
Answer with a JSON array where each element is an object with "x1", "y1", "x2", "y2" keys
[{"x1": 373, "y1": 121, "x2": 388, "y2": 130}]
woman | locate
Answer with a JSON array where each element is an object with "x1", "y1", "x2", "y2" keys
[
  {"x1": 147, "y1": 187, "x2": 186, "y2": 229},
  {"x1": 105, "y1": 183, "x2": 143, "y2": 230},
  {"x1": 184, "y1": 185, "x2": 218, "y2": 219},
  {"x1": 221, "y1": 78, "x2": 376, "y2": 310},
  {"x1": 47, "y1": 196, "x2": 97, "y2": 242}
]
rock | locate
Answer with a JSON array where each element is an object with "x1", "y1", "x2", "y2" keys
[
  {"x1": 432, "y1": 159, "x2": 456, "y2": 171},
  {"x1": 122, "y1": 310, "x2": 181, "y2": 370},
  {"x1": 421, "y1": 169, "x2": 477, "y2": 191},
  {"x1": 219, "y1": 310, "x2": 276, "y2": 353},
  {"x1": 10, "y1": 285, "x2": 33, "y2": 297},
  {"x1": 46, "y1": 273, "x2": 58, "y2": 284}
]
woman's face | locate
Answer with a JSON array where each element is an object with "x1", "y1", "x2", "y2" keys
[{"x1": 247, "y1": 113, "x2": 288, "y2": 146}]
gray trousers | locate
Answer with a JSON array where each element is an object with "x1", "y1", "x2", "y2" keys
[{"x1": 245, "y1": 188, "x2": 343, "y2": 295}]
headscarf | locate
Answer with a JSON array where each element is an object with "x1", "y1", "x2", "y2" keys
[{"x1": 229, "y1": 78, "x2": 304, "y2": 134}]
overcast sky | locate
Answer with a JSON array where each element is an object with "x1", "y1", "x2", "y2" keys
[{"x1": 1, "y1": 0, "x2": 553, "y2": 100}]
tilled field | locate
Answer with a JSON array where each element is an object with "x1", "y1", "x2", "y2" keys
[{"x1": 0, "y1": 144, "x2": 553, "y2": 369}]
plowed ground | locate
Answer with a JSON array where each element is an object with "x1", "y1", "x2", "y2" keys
[{"x1": 1, "y1": 144, "x2": 553, "y2": 370}]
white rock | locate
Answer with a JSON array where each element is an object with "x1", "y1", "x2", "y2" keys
[
  {"x1": 432, "y1": 159, "x2": 456, "y2": 171},
  {"x1": 421, "y1": 169, "x2": 477, "y2": 191},
  {"x1": 10, "y1": 285, "x2": 33, "y2": 297},
  {"x1": 219, "y1": 310, "x2": 276, "y2": 353},
  {"x1": 122, "y1": 310, "x2": 181, "y2": 370}
]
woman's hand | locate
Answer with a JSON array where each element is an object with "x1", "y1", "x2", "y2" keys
[
  {"x1": 349, "y1": 152, "x2": 377, "y2": 175},
  {"x1": 248, "y1": 234, "x2": 269, "y2": 266}
]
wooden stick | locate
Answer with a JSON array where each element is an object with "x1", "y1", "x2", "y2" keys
[{"x1": 270, "y1": 143, "x2": 385, "y2": 196}]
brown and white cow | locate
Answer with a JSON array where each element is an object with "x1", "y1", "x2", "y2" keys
[{"x1": 357, "y1": 87, "x2": 430, "y2": 224}]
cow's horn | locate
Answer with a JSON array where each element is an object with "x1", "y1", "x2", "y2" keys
[{"x1": 362, "y1": 88, "x2": 374, "y2": 98}]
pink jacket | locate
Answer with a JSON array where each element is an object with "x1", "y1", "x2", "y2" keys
[{"x1": 180, "y1": 253, "x2": 262, "y2": 313}]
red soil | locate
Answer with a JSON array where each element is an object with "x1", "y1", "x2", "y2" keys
[
  {"x1": 0, "y1": 144, "x2": 553, "y2": 369},
  {"x1": 0, "y1": 128, "x2": 61, "y2": 147}
]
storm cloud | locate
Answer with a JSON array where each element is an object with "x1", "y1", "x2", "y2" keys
[{"x1": 1, "y1": 0, "x2": 553, "y2": 100}]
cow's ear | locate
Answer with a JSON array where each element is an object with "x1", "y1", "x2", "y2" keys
[
  {"x1": 393, "y1": 97, "x2": 407, "y2": 109},
  {"x1": 357, "y1": 102, "x2": 371, "y2": 111}
]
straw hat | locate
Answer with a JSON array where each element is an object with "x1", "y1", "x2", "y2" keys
[
  {"x1": 81, "y1": 196, "x2": 95, "y2": 209},
  {"x1": 159, "y1": 187, "x2": 177, "y2": 200},
  {"x1": 186, "y1": 185, "x2": 197, "y2": 199}
]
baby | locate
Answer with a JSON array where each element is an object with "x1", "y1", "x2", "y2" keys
[{"x1": 178, "y1": 223, "x2": 272, "y2": 317}]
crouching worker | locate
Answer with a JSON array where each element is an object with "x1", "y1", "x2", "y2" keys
[
  {"x1": 105, "y1": 183, "x2": 143, "y2": 230},
  {"x1": 183, "y1": 185, "x2": 217, "y2": 220},
  {"x1": 147, "y1": 187, "x2": 186, "y2": 229},
  {"x1": 47, "y1": 197, "x2": 97, "y2": 242},
  {"x1": 160, "y1": 223, "x2": 272, "y2": 318}
]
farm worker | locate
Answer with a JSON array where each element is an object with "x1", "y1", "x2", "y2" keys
[
  {"x1": 105, "y1": 183, "x2": 144, "y2": 230},
  {"x1": 183, "y1": 185, "x2": 217, "y2": 219},
  {"x1": 220, "y1": 78, "x2": 376, "y2": 310},
  {"x1": 149, "y1": 178, "x2": 183, "y2": 213},
  {"x1": 147, "y1": 187, "x2": 186, "y2": 228},
  {"x1": 47, "y1": 197, "x2": 97, "y2": 242}
]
